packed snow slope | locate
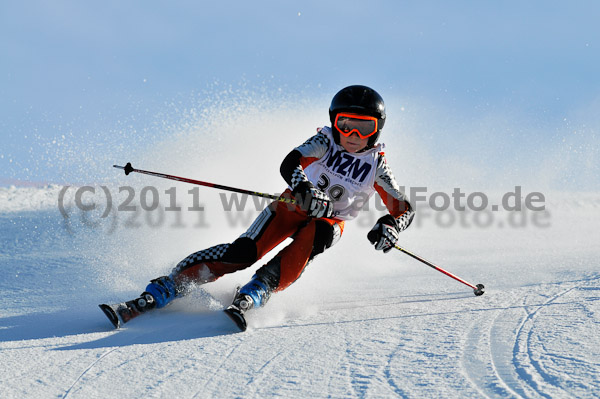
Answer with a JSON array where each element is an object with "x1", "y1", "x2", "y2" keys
[{"x1": 1, "y1": 100, "x2": 599, "y2": 398}]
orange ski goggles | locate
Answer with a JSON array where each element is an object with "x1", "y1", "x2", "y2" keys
[{"x1": 334, "y1": 113, "x2": 379, "y2": 139}]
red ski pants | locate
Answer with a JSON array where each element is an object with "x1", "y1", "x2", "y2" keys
[{"x1": 172, "y1": 196, "x2": 344, "y2": 292}]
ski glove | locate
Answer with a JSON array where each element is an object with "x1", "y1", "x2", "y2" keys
[
  {"x1": 292, "y1": 181, "x2": 334, "y2": 218},
  {"x1": 367, "y1": 214, "x2": 400, "y2": 253}
]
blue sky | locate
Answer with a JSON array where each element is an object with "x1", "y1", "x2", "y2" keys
[{"x1": 1, "y1": 1, "x2": 599, "y2": 187}]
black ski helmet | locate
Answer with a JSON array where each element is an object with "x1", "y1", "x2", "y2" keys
[{"x1": 329, "y1": 85, "x2": 386, "y2": 148}]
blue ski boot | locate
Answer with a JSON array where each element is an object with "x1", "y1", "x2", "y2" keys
[{"x1": 144, "y1": 275, "x2": 179, "y2": 308}]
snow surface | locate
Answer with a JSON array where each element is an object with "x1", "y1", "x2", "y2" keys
[
  {"x1": 1, "y1": 101, "x2": 599, "y2": 398},
  {"x1": 2, "y1": 187, "x2": 599, "y2": 398}
]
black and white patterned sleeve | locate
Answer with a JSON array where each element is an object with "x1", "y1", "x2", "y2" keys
[
  {"x1": 280, "y1": 130, "x2": 330, "y2": 190},
  {"x1": 374, "y1": 153, "x2": 415, "y2": 231},
  {"x1": 295, "y1": 130, "x2": 330, "y2": 158}
]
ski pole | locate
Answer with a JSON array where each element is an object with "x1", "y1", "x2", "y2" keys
[
  {"x1": 394, "y1": 244, "x2": 485, "y2": 296},
  {"x1": 113, "y1": 162, "x2": 296, "y2": 205}
]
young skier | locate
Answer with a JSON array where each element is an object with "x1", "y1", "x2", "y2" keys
[{"x1": 100, "y1": 85, "x2": 415, "y2": 331}]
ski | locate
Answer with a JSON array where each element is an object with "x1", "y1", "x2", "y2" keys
[
  {"x1": 223, "y1": 285, "x2": 249, "y2": 332},
  {"x1": 99, "y1": 292, "x2": 158, "y2": 329},
  {"x1": 99, "y1": 300, "x2": 143, "y2": 329},
  {"x1": 223, "y1": 306, "x2": 247, "y2": 332}
]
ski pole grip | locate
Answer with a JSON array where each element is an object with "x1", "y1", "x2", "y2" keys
[
  {"x1": 123, "y1": 162, "x2": 134, "y2": 175},
  {"x1": 113, "y1": 162, "x2": 135, "y2": 175}
]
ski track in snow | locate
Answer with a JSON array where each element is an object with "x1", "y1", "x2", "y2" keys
[
  {"x1": 63, "y1": 347, "x2": 120, "y2": 399},
  {"x1": 462, "y1": 277, "x2": 600, "y2": 399}
]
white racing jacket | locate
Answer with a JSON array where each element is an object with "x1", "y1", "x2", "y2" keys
[{"x1": 288, "y1": 126, "x2": 413, "y2": 223}]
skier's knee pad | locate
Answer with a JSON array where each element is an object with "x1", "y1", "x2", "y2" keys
[
  {"x1": 221, "y1": 237, "x2": 258, "y2": 263},
  {"x1": 312, "y1": 220, "x2": 339, "y2": 256},
  {"x1": 173, "y1": 238, "x2": 257, "y2": 276}
]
